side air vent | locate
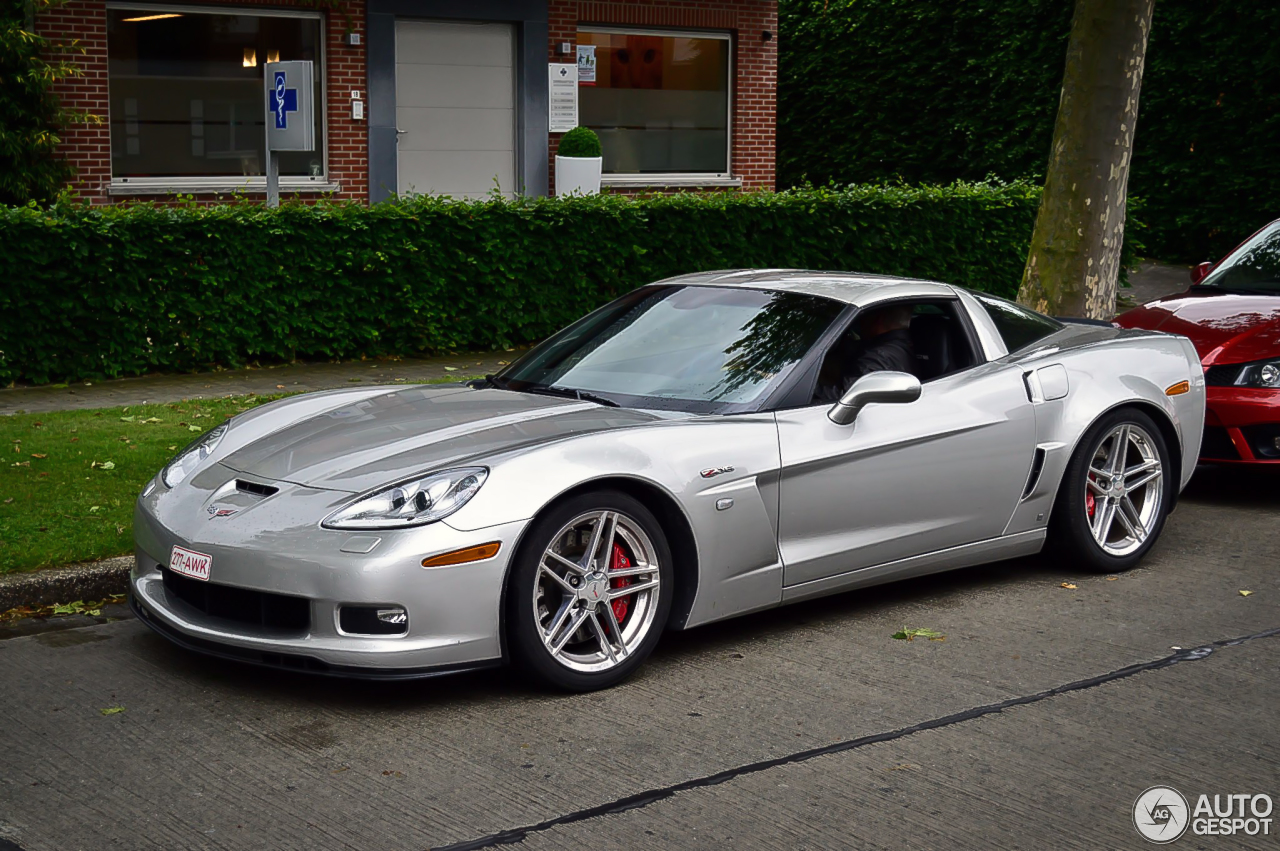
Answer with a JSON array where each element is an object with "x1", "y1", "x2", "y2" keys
[
  {"x1": 1022, "y1": 448, "x2": 1047, "y2": 499},
  {"x1": 235, "y1": 480, "x2": 279, "y2": 498}
]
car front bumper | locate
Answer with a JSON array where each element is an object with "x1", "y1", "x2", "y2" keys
[
  {"x1": 1199, "y1": 387, "x2": 1280, "y2": 464},
  {"x1": 132, "y1": 483, "x2": 528, "y2": 678}
]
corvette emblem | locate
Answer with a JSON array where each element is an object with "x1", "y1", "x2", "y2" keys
[
  {"x1": 207, "y1": 505, "x2": 238, "y2": 518},
  {"x1": 700, "y1": 466, "x2": 735, "y2": 479}
]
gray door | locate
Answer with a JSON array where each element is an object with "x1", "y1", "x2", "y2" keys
[
  {"x1": 775, "y1": 363, "x2": 1036, "y2": 587},
  {"x1": 395, "y1": 21, "x2": 516, "y2": 199}
]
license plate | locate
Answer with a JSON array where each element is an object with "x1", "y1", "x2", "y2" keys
[{"x1": 169, "y1": 545, "x2": 212, "y2": 582}]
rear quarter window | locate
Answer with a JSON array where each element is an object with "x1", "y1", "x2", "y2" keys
[{"x1": 971, "y1": 293, "x2": 1063, "y2": 353}]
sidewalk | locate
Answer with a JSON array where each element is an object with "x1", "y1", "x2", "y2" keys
[
  {"x1": 1118, "y1": 259, "x2": 1190, "y2": 311},
  {"x1": 0, "y1": 349, "x2": 521, "y2": 416}
]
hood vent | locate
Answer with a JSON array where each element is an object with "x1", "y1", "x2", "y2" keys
[{"x1": 235, "y1": 479, "x2": 279, "y2": 498}]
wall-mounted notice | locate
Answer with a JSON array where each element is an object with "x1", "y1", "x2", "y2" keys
[
  {"x1": 549, "y1": 63, "x2": 578, "y2": 132},
  {"x1": 576, "y1": 44, "x2": 596, "y2": 85}
]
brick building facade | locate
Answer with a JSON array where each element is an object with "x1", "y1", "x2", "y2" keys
[{"x1": 39, "y1": 0, "x2": 776, "y2": 204}]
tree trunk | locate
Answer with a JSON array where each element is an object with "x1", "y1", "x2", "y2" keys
[{"x1": 1017, "y1": 0, "x2": 1154, "y2": 319}]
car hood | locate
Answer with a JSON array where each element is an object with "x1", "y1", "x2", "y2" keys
[
  {"x1": 220, "y1": 386, "x2": 667, "y2": 493},
  {"x1": 1115, "y1": 290, "x2": 1280, "y2": 365}
]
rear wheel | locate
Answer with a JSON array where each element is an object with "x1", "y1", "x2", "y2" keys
[
  {"x1": 1049, "y1": 408, "x2": 1173, "y2": 573},
  {"x1": 507, "y1": 491, "x2": 672, "y2": 691}
]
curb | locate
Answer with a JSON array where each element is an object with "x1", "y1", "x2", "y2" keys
[{"x1": 0, "y1": 556, "x2": 133, "y2": 612}]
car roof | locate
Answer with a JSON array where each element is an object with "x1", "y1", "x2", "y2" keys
[{"x1": 652, "y1": 269, "x2": 959, "y2": 307}]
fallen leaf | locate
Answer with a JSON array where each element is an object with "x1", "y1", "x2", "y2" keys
[
  {"x1": 498, "y1": 360, "x2": 510, "y2": 366},
  {"x1": 70, "y1": 437, "x2": 79, "y2": 443},
  {"x1": 119, "y1": 416, "x2": 136, "y2": 423},
  {"x1": 31, "y1": 453, "x2": 47, "y2": 459},
  {"x1": 167, "y1": 445, "x2": 177, "y2": 451},
  {"x1": 3, "y1": 498, "x2": 12, "y2": 504},
  {"x1": 1239, "y1": 590, "x2": 1253, "y2": 597},
  {"x1": 443, "y1": 367, "x2": 458, "y2": 372},
  {"x1": 187, "y1": 426, "x2": 202, "y2": 432},
  {"x1": 99, "y1": 461, "x2": 116, "y2": 471},
  {"x1": 1106, "y1": 576, "x2": 1118, "y2": 581},
  {"x1": 892, "y1": 627, "x2": 945, "y2": 641},
  {"x1": 32, "y1": 421, "x2": 43, "y2": 428},
  {"x1": 1060, "y1": 582, "x2": 1077, "y2": 590},
  {"x1": 276, "y1": 384, "x2": 285, "y2": 389},
  {"x1": 99, "y1": 706, "x2": 125, "y2": 716},
  {"x1": 141, "y1": 417, "x2": 162, "y2": 424},
  {"x1": 90, "y1": 506, "x2": 101, "y2": 513},
  {"x1": 11, "y1": 461, "x2": 29, "y2": 467}
]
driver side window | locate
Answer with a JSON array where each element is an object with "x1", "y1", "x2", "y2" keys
[{"x1": 811, "y1": 299, "x2": 980, "y2": 404}]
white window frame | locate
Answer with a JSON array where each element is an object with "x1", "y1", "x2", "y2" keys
[
  {"x1": 577, "y1": 25, "x2": 737, "y2": 187},
  {"x1": 106, "y1": 3, "x2": 333, "y2": 194}
]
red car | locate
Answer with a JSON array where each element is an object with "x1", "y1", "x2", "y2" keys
[{"x1": 1115, "y1": 219, "x2": 1280, "y2": 465}]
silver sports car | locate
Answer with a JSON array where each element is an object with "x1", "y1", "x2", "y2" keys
[{"x1": 132, "y1": 271, "x2": 1206, "y2": 690}]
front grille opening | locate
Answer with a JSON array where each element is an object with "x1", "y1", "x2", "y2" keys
[
  {"x1": 235, "y1": 479, "x2": 280, "y2": 498},
  {"x1": 1199, "y1": 425, "x2": 1240, "y2": 461},
  {"x1": 162, "y1": 568, "x2": 309, "y2": 633},
  {"x1": 339, "y1": 605, "x2": 408, "y2": 636}
]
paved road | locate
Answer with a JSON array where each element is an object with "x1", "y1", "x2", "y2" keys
[{"x1": 1, "y1": 465, "x2": 1276, "y2": 851}]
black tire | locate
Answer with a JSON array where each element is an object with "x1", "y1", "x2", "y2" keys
[
  {"x1": 1048, "y1": 407, "x2": 1174, "y2": 573},
  {"x1": 507, "y1": 490, "x2": 673, "y2": 691}
]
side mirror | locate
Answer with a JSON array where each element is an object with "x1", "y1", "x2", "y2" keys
[
  {"x1": 827, "y1": 371, "x2": 922, "y2": 426},
  {"x1": 1190, "y1": 261, "x2": 1214, "y2": 284}
]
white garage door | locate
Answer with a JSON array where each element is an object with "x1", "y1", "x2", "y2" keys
[{"x1": 395, "y1": 21, "x2": 516, "y2": 199}]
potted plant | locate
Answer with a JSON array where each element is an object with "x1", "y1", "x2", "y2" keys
[{"x1": 555, "y1": 126, "x2": 603, "y2": 196}]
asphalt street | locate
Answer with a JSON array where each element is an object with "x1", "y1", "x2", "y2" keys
[{"x1": 0, "y1": 464, "x2": 1276, "y2": 851}]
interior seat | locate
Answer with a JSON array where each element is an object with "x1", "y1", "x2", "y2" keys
[{"x1": 909, "y1": 313, "x2": 954, "y2": 380}]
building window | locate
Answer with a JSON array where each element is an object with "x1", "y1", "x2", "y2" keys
[
  {"x1": 107, "y1": 5, "x2": 325, "y2": 185},
  {"x1": 577, "y1": 28, "x2": 730, "y2": 178}
]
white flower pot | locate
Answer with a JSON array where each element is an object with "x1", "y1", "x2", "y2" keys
[{"x1": 555, "y1": 155, "x2": 603, "y2": 196}]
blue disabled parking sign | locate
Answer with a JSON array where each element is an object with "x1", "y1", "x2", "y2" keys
[
  {"x1": 269, "y1": 71, "x2": 298, "y2": 130},
  {"x1": 263, "y1": 60, "x2": 314, "y2": 152}
]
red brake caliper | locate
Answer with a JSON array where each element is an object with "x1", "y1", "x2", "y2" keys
[
  {"x1": 1086, "y1": 475, "x2": 1097, "y2": 517},
  {"x1": 609, "y1": 542, "x2": 632, "y2": 622}
]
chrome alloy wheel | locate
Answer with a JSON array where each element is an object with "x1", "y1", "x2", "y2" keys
[
  {"x1": 1085, "y1": 423, "x2": 1164, "y2": 557},
  {"x1": 533, "y1": 509, "x2": 662, "y2": 673}
]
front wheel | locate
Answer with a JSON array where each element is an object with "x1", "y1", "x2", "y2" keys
[
  {"x1": 507, "y1": 491, "x2": 672, "y2": 691},
  {"x1": 1048, "y1": 408, "x2": 1173, "y2": 573}
]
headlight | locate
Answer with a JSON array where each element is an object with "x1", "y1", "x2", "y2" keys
[
  {"x1": 322, "y1": 467, "x2": 489, "y2": 530},
  {"x1": 1211, "y1": 358, "x2": 1280, "y2": 388},
  {"x1": 162, "y1": 422, "x2": 229, "y2": 488}
]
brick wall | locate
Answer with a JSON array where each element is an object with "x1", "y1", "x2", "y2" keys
[
  {"x1": 37, "y1": 0, "x2": 366, "y2": 205},
  {"x1": 547, "y1": 0, "x2": 777, "y2": 193}
]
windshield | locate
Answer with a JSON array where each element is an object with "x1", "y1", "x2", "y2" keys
[
  {"x1": 1200, "y1": 222, "x2": 1280, "y2": 293},
  {"x1": 499, "y1": 285, "x2": 845, "y2": 413}
]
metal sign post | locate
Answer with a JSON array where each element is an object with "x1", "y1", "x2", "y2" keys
[{"x1": 263, "y1": 60, "x2": 315, "y2": 208}]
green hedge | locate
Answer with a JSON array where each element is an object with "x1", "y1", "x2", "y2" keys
[
  {"x1": 3, "y1": 182, "x2": 1064, "y2": 385},
  {"x1": 778, "y1": 0, "x2": 1280, "y2": 263}
]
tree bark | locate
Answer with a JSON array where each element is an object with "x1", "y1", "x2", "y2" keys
[{"x1": 1017, "y1": 0, "x2": 1154, "y2": 319}]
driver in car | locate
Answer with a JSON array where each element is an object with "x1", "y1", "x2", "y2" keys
[{"x1": 816, "y1": 304, "x2": 916, "y2": 403}]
